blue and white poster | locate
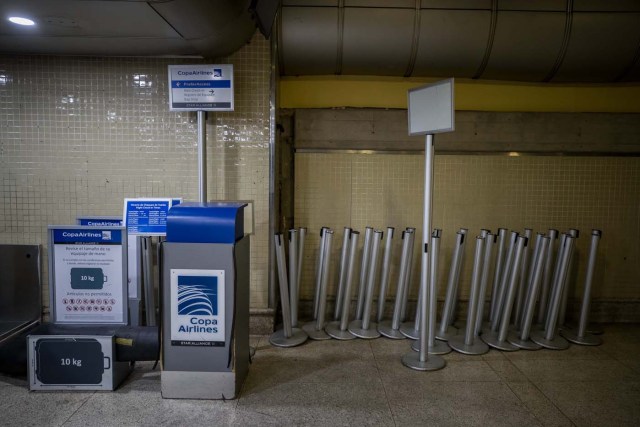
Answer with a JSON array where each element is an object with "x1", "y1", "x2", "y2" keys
[
  {"x1": 170, "y1": 269, "x2": 225, "y2": 346},
  {"x1": 168, "y1": 64, "x2": 234, "y2": 112},
  {"x1": 50, "y1": 227, "x2": 127, "y2": 324},
  {"x1": 123, "y1": 198, "x2": 173, "y2": 236}
]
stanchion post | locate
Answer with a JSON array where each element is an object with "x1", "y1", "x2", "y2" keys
[
  {"x1": 435, "y1": 231, "x2": 464, "y2": 341},
  {"x1": 349, "y1": 230, "x2": 383, "y2": 338},
  {"x1": 537, "y1": 229, "x2": 557, "y2": 325},
  {"x1": 355, "y1": 227, "x2": 373, "y2": 320},
  {"x1": 378, "y1": 230, "x2": 411, "y2": 339},
  {"x1": 334, "y1": 227, "x2": 352, "y2": 321},
  {"x1": 377, "y1": 227, "x2": 395, "y2": 322},
  {"x1": 561, "y1": 230, "x2": 602, "y2": 346},
  {"x1": 475, "y1": 232, "x2": 496, "y2": 336},
  {"x1": 303, "y1": 230, "x2": 334, "y2": 340},
  {"x1": 288, "y1": 229, "x2": 299, "y2": 328},
  {"x1": 489, "y1": 228, "x2": 507, "y2": 325},
  {"x1": 326, "y1": 231, "x2": 360, "y2": 340}
]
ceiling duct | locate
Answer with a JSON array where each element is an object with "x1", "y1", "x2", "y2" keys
[{"x1": 278, "y1": 0, "x2": 640, "y2": 83}]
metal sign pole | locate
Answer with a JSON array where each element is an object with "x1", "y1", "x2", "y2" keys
[
  {"x1": 197, "y1": 110, "x2": 207, "y2": 202},
  {"x1": 402, "y1": 135, "x2": 445, "y2": 371}
]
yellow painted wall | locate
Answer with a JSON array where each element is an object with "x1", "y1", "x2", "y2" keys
[{"x1": 280, "y1": 76, "x2": 640, "y2": 113}]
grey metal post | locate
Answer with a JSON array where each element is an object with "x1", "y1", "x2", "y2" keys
[
  {"x1": 489, "y1": 228, "x2": 507, "y2": 325},
  {"x1": 475, "y1": 232, "x2": 496, "y2": 336},
  {"x1": 270, "y1": 233, "x2": 308, "y2": 347},
  {"x1": 561, "y1": 230, "x2": 602, "y2": 345},
  {"x1": 450, "y1": 236, "x2": 489, "y2": 355},
  {"x1": 489, "y1": 231, "x2": 519, "y2": 333},
  {"x1": 401, "y1": 282, "x2": 422, "y2": 340},
  {"x1": 197, "y1": 110, "x2": 207, "y2": 202},
  {"x1": 482, "y1": 235, "x2": 526, "y2": 351},
  {"x1": 519, "y1": 233, "x2": 544, "y2": 328},
  {"x1": 378, "y1": 230, "x2": 411, "y2": 339},
  {"x1": 288, "y1": 229, "x2": 299, "y2": 328},
  {"x1": 377, "y1": 227, "x2": 395, "y2": 322},
  {"x1": 436, "y1": 231, "x2": 465, "y2": 341},
  {"x1": 334, "y1": 227, "x2": 352, "y2": 321},
  {"x1": 402, "y1": 134, "x2": 445, "y2": 371},
  {"x1": 356, "y1": 227, "x2": 373, "y2": 320},
  {"x1": 296, "y1": 228, "x2": 306, "y2": 297},
  {"x1": 412, "y1": 230, "x2": 451, "y2": 354},
  {"x1": 513, "y1": 228, "x2": 532, "y2": 328},
  {"x1": 448, "y1": 228, "x2": 468, "y2": 327},
  {"x1": 142, "y1": 237, "x2": 156, "y2": 326},
  {"x1": 559, "y1": 229, "x2": 579, "y2": 327},
  {"x1": 304, "y1": 230, "x2": 334, "y2": 340},
  {"x1": 313, "y1": 227, "x2": 328, "y2": 320},
  {"x1": 531, "y1": 235, "x2": 574, "y2": 350},
  {"x1": 400, "y1": 227, "x2": 417, "y2": 322},
  {"x1": 537, "y1": 229, "x2": 558, "y2": 325},
  {"x1": 326, "y1": 231, "x2": 359, "y2": 340},
  {"x1": 349, "y1": 230, "x2": 383, "y2": 338},
  {"x1": 508, "y1": 236, "x2": 549, "y2": 350}
]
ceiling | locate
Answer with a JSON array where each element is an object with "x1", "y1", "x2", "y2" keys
[{"x1": 1, "y1": 0, "x2": 639, "y2": 83}]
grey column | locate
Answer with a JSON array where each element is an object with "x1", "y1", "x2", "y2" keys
[
  {"x1": 355, "y1": 227, "x2": 373, "y2": 320},
  {"x1": 313, "y1": 227, "x2": 328, "y2": 320},
  {"x1": 489, "y1": 231, "x2": 519, "y2": 333},
  {"x1": 475, "y1": 232, "x2": 496, "y2": 336},
  {"x1": 489, "y1": 228, "x2": 507, "y2": 325},
  {"x1": 349, "y1": 230, "x2": 383, "y2": 339},
  {"x1": 537, "y1": 229, "x2": 558, "y2": 325},
  {"x1": 513, "y1": 228, "x2": 532, "y2": 328},
  {"x1": 288, "y1": 229, "x2": 299, "y2": 328},
  {"x1": 561, "y1": 230, "x2": 603, "y2": 346},
  {"x1": 303, "y1": 229, "x2": 334, "y2": 340},
  {"x1": 558, "y1": 229, "x2": 579, "y2": 327},
  {"x1": 334, "y1": 227, "x2": 352, "y2": 321},
  {"x1": 326, "y1": 231, "x2": 359, "y2": 340},
  {"x1": 377, "y1": 227, "x2": 395, "y2": 322},
  {"x1": 400, "y1": 227, "x2": 417, "y2": 322},
  {"x1": 378, "y1": 230, "x2": 411, "y2": 339}
]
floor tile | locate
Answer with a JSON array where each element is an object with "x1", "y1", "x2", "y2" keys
[
  {"x1": 385, "y1": 380, "x2": 541, "y2": 426},
  {"x1": 237, "y1": 381, "x2": 394, "y2": 426},
  {"x1": 486, "y1": 358, "x2": 529, "y2": 382},
  {"x1": 502, "y1": 341, "x2": 612, "y2": 362},
  {"x1": 0, "y1": 380, "x2": 94, "y2": 427},
  {"x1": 537, "y1": 381, "x2": 640, "y2": 427},
  {"x1": 511, "y1": 358, "x2": 639, "y2": 384},
  {"x1": 507, "y1": 382, "x2": 574, "y2": 427}
]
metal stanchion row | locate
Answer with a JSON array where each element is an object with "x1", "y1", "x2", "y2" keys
[{"x1": 270, "y1": 225, "x2": 604, "y2": 376}]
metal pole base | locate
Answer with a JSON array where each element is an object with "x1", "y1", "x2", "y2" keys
[
  {"x1": 302, "y1": 322, "x2": 332, "y2": 341},
  {"x1": 481, "y1": 331, "x2": 519, "y2": 352},
  {"x1": 399, "y1": 322, "x2": 419, "y2": 340},
  {"x1": 325, "y1": 321, "x2": 357, "y2": 340},
  {"x1": 401, "y1": 351, "x2": 446, "y2": 371},
  {"x1": 530, "y1": 329, "x2": 570, "y2": 350},
  {"x1": 560, "y1": 328, "x2": 602, "y2": 346},
  {"x1": 448, "y1": 335, "x2": 489, "y2": 355},
  {"x1": 435, "y1": 325, "x2": 459, "y2": 341},
  {"x1": 411, "y1": 339, "x2": 452, "y2": 355},
  {"x1": 377, "y1": 320, "x2": 407, "y2": 339},
  {"x1": 348, "y1": 320, "x2": 381, "y2": 339},
  {"x1": 269, "y1": 328, "x2": 308, "y2": 348},
  {"x1": 507, "y1": 331, "x2": 542, "y2": 350}
]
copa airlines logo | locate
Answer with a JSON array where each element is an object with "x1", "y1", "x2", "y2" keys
[{"x1": 177, "y1": 276, "x2": 218, "y2": 316}]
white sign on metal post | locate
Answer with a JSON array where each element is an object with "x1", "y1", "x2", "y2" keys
[
  {"x1": 168, "y1": 64, "x2": 234, "y2": 112},
  {"x1": 408, "y1": 78, "x2": 455, "y2": 136}
]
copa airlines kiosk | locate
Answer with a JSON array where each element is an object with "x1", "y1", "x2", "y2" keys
[{"x1": 161, "y1": 202, "x2": 249, "y2": 400}]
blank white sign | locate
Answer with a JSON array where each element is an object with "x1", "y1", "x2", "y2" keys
[{"x1": 408, "y1": 78, "x2": 455, "y2": 136}]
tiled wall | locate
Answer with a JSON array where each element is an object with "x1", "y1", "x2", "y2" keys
[
  {"x1": 294, "y1": 153, "x2": 640, "y2": 308},
  {"x1": 0, "y1": 33, "x2": 271, "y2": 311}
]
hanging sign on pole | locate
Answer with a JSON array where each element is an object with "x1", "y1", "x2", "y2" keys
[{"x1": 168, "y1": 64, "x2": 234, "y2": 112}]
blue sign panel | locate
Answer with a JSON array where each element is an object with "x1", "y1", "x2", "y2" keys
[
  {"x1": 168, "y1": 64, "x2": 234, "y2": 112},
  {"x1": 53, "y1": 229, "x2": 123, "y2": 245},
  {"x1": 77, "y1": 216, "x2": 123, "y2": 227},
  {"x1": 124, "y1": 199, "x2": 171, "y2": 236}
]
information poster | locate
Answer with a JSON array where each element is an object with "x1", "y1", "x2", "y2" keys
[
  {"x1": 170, "y1": 269, "x2": 225, "y2": 347},
  {"x1": 76, "y1": 216, "x2": 139, "y2": 299},
  {"x1": 124, "y1": 198, "x2": 173, "y2": 236},
  {"x1": 168, "y1": 64, "x2": 234, "y2": 112},
  {"x1": 51, "y1": 227, "x2": 127, "y2": 324}
]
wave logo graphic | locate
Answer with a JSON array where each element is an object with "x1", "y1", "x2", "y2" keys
[{"x1": 177, "y1": 276, "x2": 218, "y2": 316}]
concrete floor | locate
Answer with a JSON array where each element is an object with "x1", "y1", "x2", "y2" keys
[{"x1": 1, "y1": 324, "x2": 639, "y2": 426}]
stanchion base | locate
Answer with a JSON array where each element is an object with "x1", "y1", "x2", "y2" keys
[
  {"x1": 400, "y1": 322, "x2": 419, "y2": 340},
  {"x1": 435, "y1": 324, "x2": 459, "y2": 341},
  {"x1": 348, "y1": 320, "x2": 381, "y2": 339},
  {"x1": 411, "y1": 339, "x2": 452, "y2": 355},
  {"x1": 401, "y1": 351, "x2": 446, "y2": 371},
  {"x1": 481, "y1": 331, "x2": 519, "y2": 351},
  {"x1": 530, "y1": 329, "x2": 570, "y2": 350},
  {"x1": 448, "y1": 335, "x2": 489, "y2": 355},
  {"x1": 560, "y1": 329, "x2": 602, "y2": 346},
  {"x1": 378, "y1": 321, "x2": 407, "y2": 339},
  {"x1": 325, "y1": 321, "x2": 356, "y2": 340},
  {"x1": 302, "y1": 322, "x2": 332, "y2": 341},
  {"x1": 507, "y1": 331, "x2": 542, "y2": 350},
  {"x1": 269, "y1": 328, "x2": 308, "y2": 348}
]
